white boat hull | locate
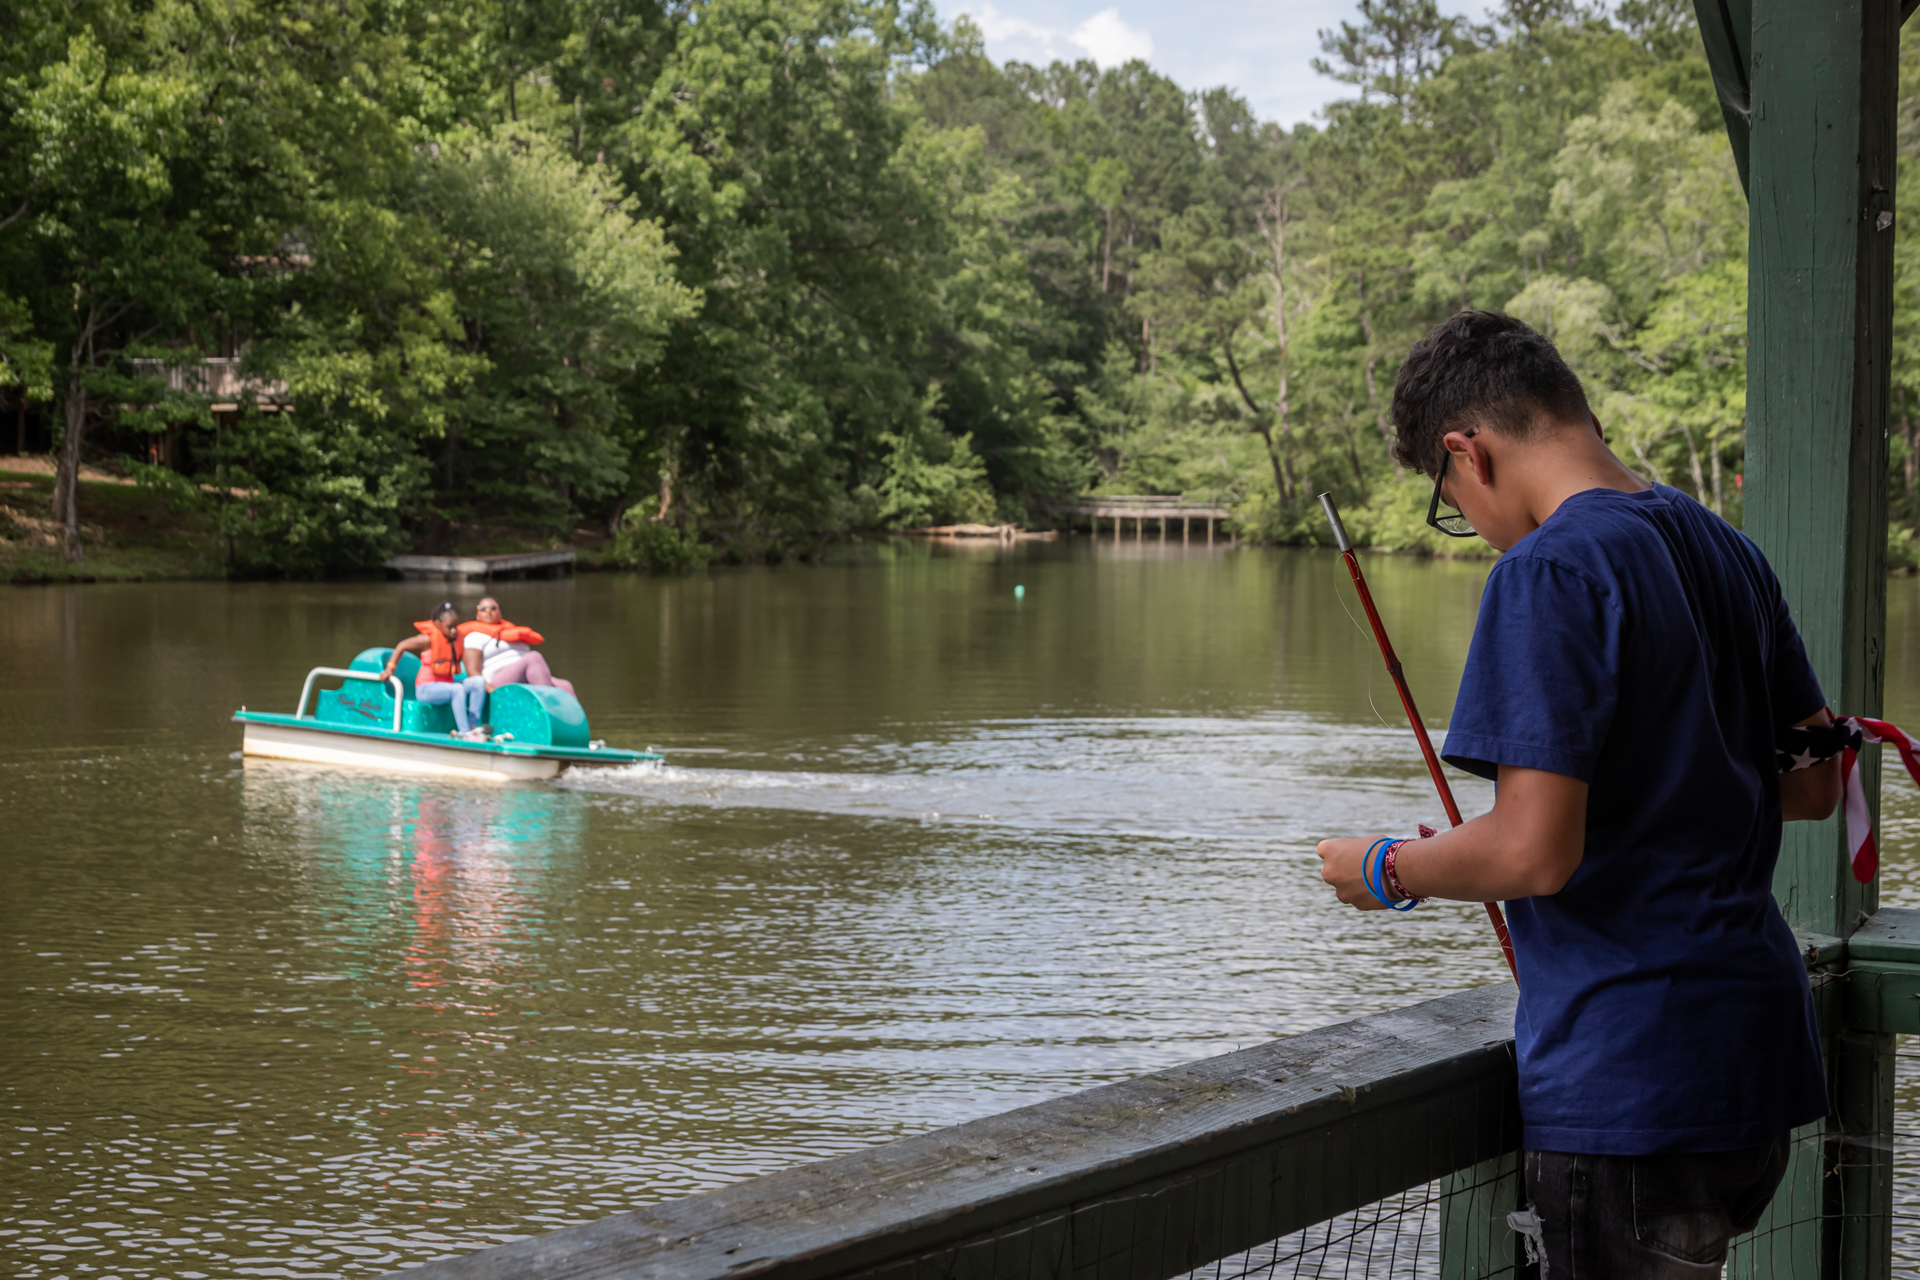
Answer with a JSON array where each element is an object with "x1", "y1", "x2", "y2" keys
[{"x1": 242, "y1": 721, "x2": 563, "y2": 781}]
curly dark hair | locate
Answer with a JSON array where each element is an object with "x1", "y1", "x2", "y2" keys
[{"x1": 1390, "y1": 310, "x2": 1592, "y2": 477}]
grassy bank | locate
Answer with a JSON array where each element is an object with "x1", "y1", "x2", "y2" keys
[
  {"x1": 0, "y1": 456, "x2": 633, "y2": 584},
  {"x1": 1, "y1": 468, "x2": 227, "y2": 584}
]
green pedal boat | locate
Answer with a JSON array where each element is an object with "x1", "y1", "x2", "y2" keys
[{"x1": 234, "y1": 648, "x2": 661, "y2": 781}]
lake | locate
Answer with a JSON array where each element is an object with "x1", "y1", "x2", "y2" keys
[{"x1": 5, "y1": 539, "x2": 1919, "y2": 1277}]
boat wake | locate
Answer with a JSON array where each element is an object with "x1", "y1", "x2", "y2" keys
[{"x1": 556, "y1": 714, "x2": 1492, "y2": 846}]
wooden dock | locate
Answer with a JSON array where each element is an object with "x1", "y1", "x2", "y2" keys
[
  {"x1": 382, "y1": 550, "x2": 576, "y2": 582},
  {"x1": 1064, "y1": 495, "x2": 1233, "y2": 544}
]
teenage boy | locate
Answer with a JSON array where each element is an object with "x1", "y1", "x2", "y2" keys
[{"x1": 1317, "y1": 310, "x2": 1844, "y2": 1277}]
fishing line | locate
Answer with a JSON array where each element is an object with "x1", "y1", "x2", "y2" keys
[
  {"x1": 1332, "y1": 563, "x2": 1393, "y2": 730},
  {"x1": 1318, "y1": 492, "x2": 1520, "y2": 982}
]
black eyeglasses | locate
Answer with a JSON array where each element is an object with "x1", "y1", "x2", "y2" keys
[{"x1": 1425, "y1": 436, "x2": 1477, "y2": 538}]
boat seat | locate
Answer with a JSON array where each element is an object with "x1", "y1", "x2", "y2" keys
[
  {"x1": 402, "y1": 700, "x2": 457, "y2": 735},
  {"x1": 489, "y1": 684, "x2": 590, "y2": 747},
  {"x1": 313, "y1": 653, "x2": 592, "y2": 746},
  {"x1": 349, "y1": 647, "x2": 420, "y2": 697}
]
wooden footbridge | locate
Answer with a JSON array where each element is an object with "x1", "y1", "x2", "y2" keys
[
  {"x1": 1066, "y1": 495, "x2": 1233, "y2": 543},
  {"x1": 389, "y1": 3, "x2": 1917, "y2": 1277}
]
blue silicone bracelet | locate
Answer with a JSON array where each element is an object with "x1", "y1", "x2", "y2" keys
[
  {"x1": 1361, "y1": 837, "x2": 1419, "y2": 912},
  {"x1": 1360, "y1": 837, "x2": 1394, "y2": 907}
]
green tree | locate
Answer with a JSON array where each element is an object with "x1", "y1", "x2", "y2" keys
[
  {"x1": 1132, "y1": 203, "x2": 1291, "y2": 502},
  {"x1": 9, "y1": 29, "x2": 210, "y2": 560},
  {"x1": 421, "y1": 127, "x2": 698, "y2": 528},
  {"x1": 1313, "y1": 0, "x2": 1475, "y2": 108},
  {"x1": 0, "y1": 0, "x2": 1833, "y2": 569}
]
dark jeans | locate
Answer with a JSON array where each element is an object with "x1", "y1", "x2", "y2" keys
[{"x1": 1517, "y1": 1136, "x2": 1791, "y2": 1278}]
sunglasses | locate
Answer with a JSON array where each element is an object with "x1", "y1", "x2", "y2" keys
[{"x1": 1425, "y1": 430, "x2": 1477, "y2": 538}]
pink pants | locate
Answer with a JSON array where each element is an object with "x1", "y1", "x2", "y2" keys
[{"x1": 488, "y1": 651, "x2": 575, "y2": 697}]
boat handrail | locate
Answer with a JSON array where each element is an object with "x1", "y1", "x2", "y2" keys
[{"x1": 296, "y1": 667, "x2": 406, "y2": 733}]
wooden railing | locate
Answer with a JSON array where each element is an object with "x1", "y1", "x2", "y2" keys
[{"x1": 125, "y1": 357, "x2": 289, "y2": 411}]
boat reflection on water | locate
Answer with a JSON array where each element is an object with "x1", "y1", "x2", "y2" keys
[{"x1": 240, "y1": 761, "x2": 586, "y2": 1022}]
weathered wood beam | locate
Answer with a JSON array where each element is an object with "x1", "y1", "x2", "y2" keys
[
  {"x1": 391, "y1": 986, "x2": 1521, "y2": 1280},
  {"x1": 1691, "y1": 0, "x2": 1754, "y2": 193}
]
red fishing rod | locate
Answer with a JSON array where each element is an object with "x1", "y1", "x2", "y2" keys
[{"x1": 1319, "y1": 492, "x2": 1519, "y2": 983}]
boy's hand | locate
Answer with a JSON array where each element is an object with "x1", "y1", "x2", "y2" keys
[
  {"x1": 1318, "y1": 836, "x2": 1391, "y2": 910},
  {"x1": 1317, "y1": 768, "x2": 1586, "y2": 908}
]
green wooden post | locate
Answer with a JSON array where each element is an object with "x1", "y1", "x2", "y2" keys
[
  {"x1": 1830, "y1": 1029, "x2": 1897, "y2": 1279},
  {"x1": 1738, "y1": 2, "x2": 1899, "y2": 1277},
  {"x1": 1745, "y1": 0, "x2": 1895, "y2": 938},
  {"x1": 1438, "y1": 1154, "x2": 1520, "y2": 1279}
]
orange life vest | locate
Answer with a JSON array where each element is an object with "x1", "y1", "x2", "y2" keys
[
  {"x1": 459, "y1": 619, "x2": 545, "y2": 646},
  {"x1": 411, "y1": 620, "x2": 466, "y2": 683}
]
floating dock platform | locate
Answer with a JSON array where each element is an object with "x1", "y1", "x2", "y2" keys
[{"x1": 383, "y1": 550, "x2": 576, "y2": 582}]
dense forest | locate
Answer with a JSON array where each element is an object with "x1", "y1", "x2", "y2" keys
[{"x1": 1, "y1": 0, "x2": 1916, "y2": 573}]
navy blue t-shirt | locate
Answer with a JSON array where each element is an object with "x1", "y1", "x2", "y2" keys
[{"x1": 1441, "y1": 484, "x2": 1828, "y2": 1155}]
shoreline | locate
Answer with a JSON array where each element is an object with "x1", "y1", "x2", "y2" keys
[{"x1": 18, "y1": 456, "x2": 1890, "y2": 583}]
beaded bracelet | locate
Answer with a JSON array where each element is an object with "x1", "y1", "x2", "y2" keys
[
  {"x1": 1383, "y1": 840, "x2": 1423, "y2": 908},
  {"x1": 1374, "y1": 838, "x2": 1417, "y2": 912}
]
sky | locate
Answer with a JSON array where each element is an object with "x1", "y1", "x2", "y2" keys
[{"x1": 932, "y1": 0, "x2": 1497, "y2": 127}]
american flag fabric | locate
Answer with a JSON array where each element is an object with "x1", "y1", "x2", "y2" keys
[{"x1": 1836, "y1": 718, "x2": 1920, "y2": 883}]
